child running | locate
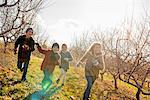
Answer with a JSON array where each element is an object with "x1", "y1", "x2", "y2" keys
[
  {"x1": 76, "y1": 42, "x2": 105, "y2": 100},
  {"x1": 56, "y1": 44, "x2": 73, "y2": 86},
  {"x1": 14, "y1": 28, "x2": 35, "y2": 81},
  {"x1": 35, "y1": 43, "x2": 61, "y2": 93}
]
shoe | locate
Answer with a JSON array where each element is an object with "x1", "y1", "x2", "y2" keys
[
  {"x1": 17, "y1": 66, "x2": 21, "y2": 70},
  {"x1": 56, "y1": 79, "x2": 60, "y2": 84},
  {"x1": 20, "y1": 67, "x2": 24, "y2": 72},
  {"x1": 21, "y1": 78, "x2": 26, "y2": 82},
  {"x1": 61, "y1": 83, "x2": 64, "y2": 86}
]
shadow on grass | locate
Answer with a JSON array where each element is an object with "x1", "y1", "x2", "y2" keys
[{"x1": 24, "y1": 85, "x2": 63, "y2": 100}]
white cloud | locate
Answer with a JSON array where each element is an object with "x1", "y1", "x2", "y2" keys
[
  {"x1": 36, "y1": 0, "x2": 150, "y2": 45},
  {"x1": 36, "y1": 16, "x2": 88, "y2": 45}
]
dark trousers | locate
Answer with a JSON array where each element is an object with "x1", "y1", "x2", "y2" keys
[
  {"x1": 17, "y1": 59, "x2": 29, "y2": 80},
  {"x1": 83, "y1": 76, "x2": 96, "y2": 100}
]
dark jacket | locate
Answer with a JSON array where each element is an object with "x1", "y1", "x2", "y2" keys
[
  {"x1": 15, "y1": 35, "x2": 35, "y2": 62},
  {"x1": 37, "y1": 45, "x2": 60, "y2": 74}
]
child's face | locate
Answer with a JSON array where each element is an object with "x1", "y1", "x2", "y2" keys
[
  {"x1": 52, "y1": 46, "x2": 59, "y2": 53},
  {"x1": 26, "y1": 30, "x2": 33, "y2": 38},
  {"x1": 93, "y1": 44, "x2": 101, "y2": 54},
  {"x1": 62, "y1": 45, "x2": 67, "y2": 52}
]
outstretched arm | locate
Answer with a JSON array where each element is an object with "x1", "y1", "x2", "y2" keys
[
  {"x1": 76, "y1": 51, "x2": 91, "y2": 67},
  {"x1": 35, "y1": 43, "x2": 48, "y2": 54}
]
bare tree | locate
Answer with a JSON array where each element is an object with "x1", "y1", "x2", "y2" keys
[
  {"x1": 0, "y1": 0, "x2": 45, "y2": 52},
  {"x1": 92, "y1": 17, "x2": 150, "y2": 99},
  {"x1": 108, "y1": 19, "x2": 150, "y2": 100},
  {"x1": 70, "y1": 31, "x2": 93, "y2": 64},
  {"x1": 0, "y1": 0, "x2": 20, "y2": 7}
]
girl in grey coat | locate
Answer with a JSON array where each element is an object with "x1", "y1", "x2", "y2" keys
[{"x1": 56, "y1": 44, "x2": 73, "y2": 86}]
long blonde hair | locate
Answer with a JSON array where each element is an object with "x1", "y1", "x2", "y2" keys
[{"x1": 79, "y1": 42, "x2": 106, "y2": 72}]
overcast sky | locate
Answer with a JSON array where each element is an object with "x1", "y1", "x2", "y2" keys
[{"x1": 36, "y1": 0, "x2": 150, "y2": 46}]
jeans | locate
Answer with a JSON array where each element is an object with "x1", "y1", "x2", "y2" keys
[
  {"x1": 83, "y1": 76, "x2": 96, "y2": 100},
  {"x1": 17, "y1": 59, "x2": 29, "y2": 81},
  {"x1": 42, "y1": 70, "x2": 53, "y2": 92}
]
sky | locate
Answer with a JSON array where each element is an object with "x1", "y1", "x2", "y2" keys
[{"x1": 36, "y1": 0, "x2": 150, "y2": 46}]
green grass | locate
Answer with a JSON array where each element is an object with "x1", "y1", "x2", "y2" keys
[{"x1": 0, "y1": 55, "x2": 150, "y2": 100}]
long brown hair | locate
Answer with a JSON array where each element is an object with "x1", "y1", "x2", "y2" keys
[
  {"x1": 78, "y1": 42, "x2": 105, "y2": 72},
  {"x1": 89, "y1": 42, "x2": 101, "y2": 55}
]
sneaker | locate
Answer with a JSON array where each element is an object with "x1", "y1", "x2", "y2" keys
[
  {"x1": 56, "y1": 79, "x2": 60, "y2": 84},
  {"x1": 21, "y1": 78, "x2": 26, "y2": 82},
  {"x1": 20, "y1": 67, "x2": 24, "y2": 72},
  {"x1": 61, "y1": 83, "x2": 64, "y2": 86}
]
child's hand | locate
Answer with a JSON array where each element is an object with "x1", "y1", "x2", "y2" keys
[
  {"x1": 22, "y1": 44, "x2": 29, "y2": 50},
  {"x1": 14, "y1": 49, "x2": 17, "y2": 54},
  {"x1": 76, "y1": 61, "x2": 80, "y2": 67},
  {"x1": 92, "y1": 60, "x2": 99, "y2": 66},
  {"x1": 64, "y1": 58, "x2": 69, "y2": 62},
  {"x1": 35, "y1": 43, "x2": 40, "y2": 46},
  {"x1": 55, "y1": 51, "x2": 59, "y2": 54}
]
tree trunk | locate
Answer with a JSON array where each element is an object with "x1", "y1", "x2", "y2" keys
[
  {"x1": 3, "y1": 36, "x2": 7, "y2": 53},
  {"x1": 113, "y1": 76, "x2": 118, "y2": 90},
  {"x1": 136, "y1": 88, "x2": 141, "y2": 100},
  {"x1": 100, "y1": 73, "x2": 104, "y2": 81}
]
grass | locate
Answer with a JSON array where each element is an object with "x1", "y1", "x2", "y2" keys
[{"x1": 0, "y1": 49, "x2": 150, "y2": 99}]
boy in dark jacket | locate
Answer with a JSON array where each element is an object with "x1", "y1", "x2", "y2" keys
[{"x1": 14, "y1": 28, "x2": 35, "y2": 81}]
